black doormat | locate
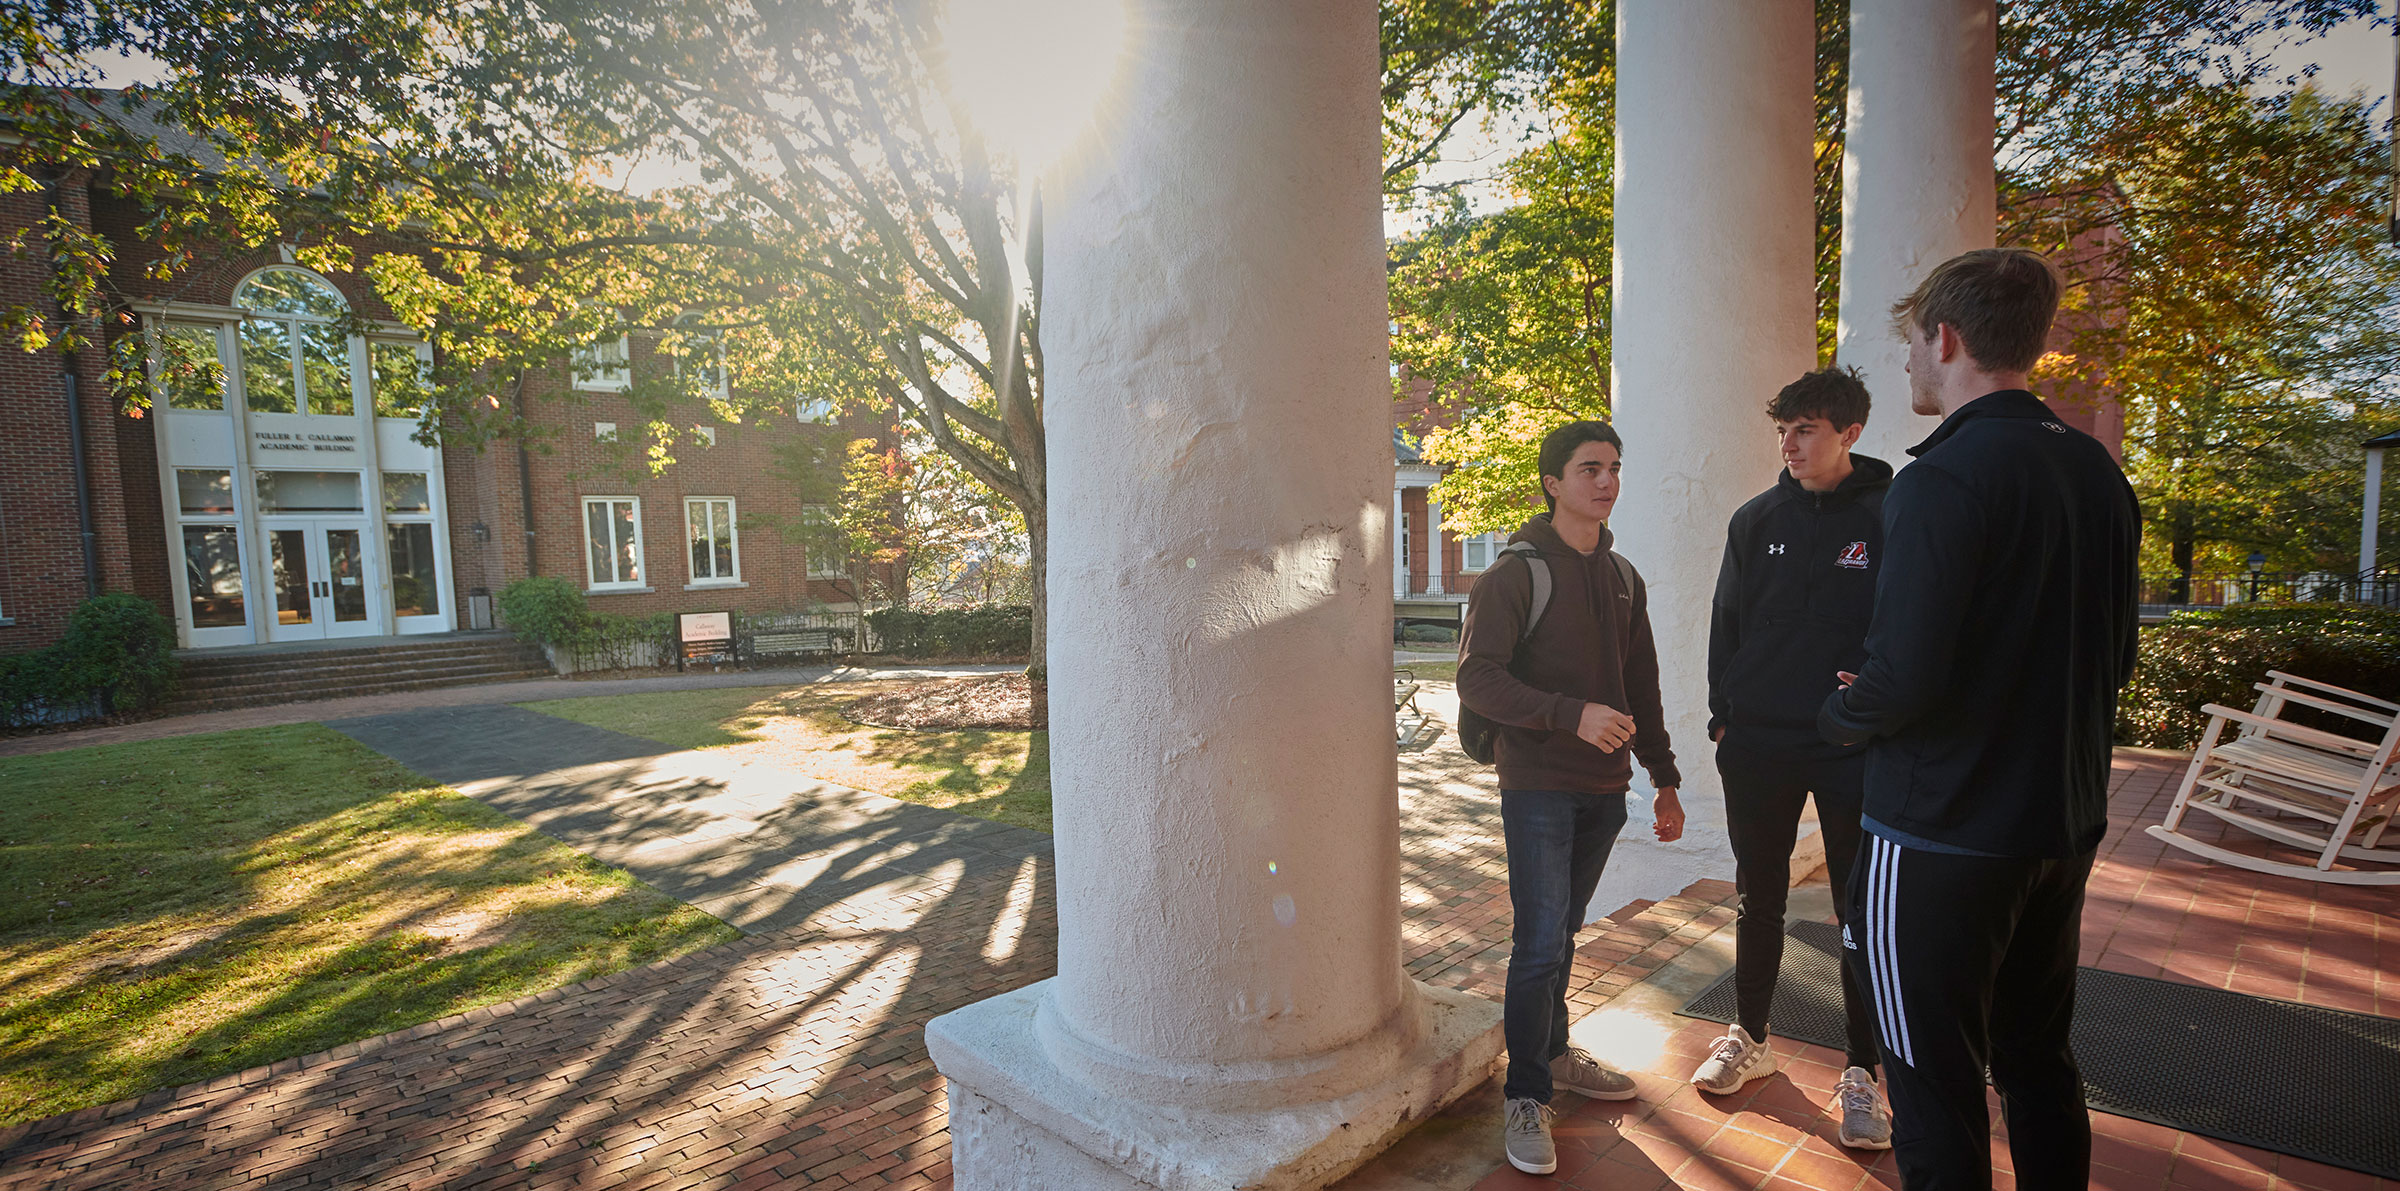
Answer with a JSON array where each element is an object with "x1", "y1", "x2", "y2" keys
[{"x1": 1678, "y1": 919, "x2": 2400, "y2": 1180}]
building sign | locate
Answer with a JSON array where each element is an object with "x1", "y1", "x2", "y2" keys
[
  {"x1": 252, "y1": 430, "x2": 361, "y2": 455},
  {"x1": 677, "y1": 610, "x2": 734, "y2": 669}
]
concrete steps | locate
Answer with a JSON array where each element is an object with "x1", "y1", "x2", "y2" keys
[{"x1": 159, "y1": 637, "x2": 553, "y2": 715}]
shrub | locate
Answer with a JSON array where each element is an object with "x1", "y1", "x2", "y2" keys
[
  {"x1": 2118, "y1": 603, "x2": 2400, "y2": 749},
  {"x1": 1401, "y1": 623, "x2": 1459, "y2": 645},
  {"x1": 496, "y1": 576, "x2": 588, "y2": 646},
  {"x1": 0, "y1": 593, "x2": 179, "y2": 726},
  {"x1": 867, "y1": 605, "x2": 1032, "y2": 659}
]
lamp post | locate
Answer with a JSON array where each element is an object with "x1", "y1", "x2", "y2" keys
[{"x1": 2248, "y1": 550, "x2": 2267, "y2": 603}]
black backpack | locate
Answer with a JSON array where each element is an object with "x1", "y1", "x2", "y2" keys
[{"x1": 1455, "y1": 542, "x2": 1635, "y2": 765}]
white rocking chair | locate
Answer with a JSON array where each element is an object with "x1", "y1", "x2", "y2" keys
[{"x1": 2146, "y1": 670, "x2": 2400, "y2": 884}]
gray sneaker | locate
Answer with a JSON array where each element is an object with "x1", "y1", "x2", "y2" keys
[
  {"x1": 1834, "y1": 1066, "x2": 1893, "y2": 1150},
  {"x1": 1552, "y1": 1047, "x2": 1639, "y2": 1100},
  {"x1": 1503, "y1": 1097, "x2": 1557, "y2": 1174},
  {"x1": 1689, "y1": 1025, "x2": 1773, "y2": 1094}
]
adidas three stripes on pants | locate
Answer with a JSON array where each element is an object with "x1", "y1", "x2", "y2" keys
[{"x1": 1843, "y1": 835, "x2": 2100, "y2": 1190}]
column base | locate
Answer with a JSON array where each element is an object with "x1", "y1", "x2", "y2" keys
[{"x1": 928, "y1": 979, "x2": 1502, "y2": 1191}]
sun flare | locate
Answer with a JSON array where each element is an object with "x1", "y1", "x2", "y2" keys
[{"x1": 938, "y1": 0, "x2": 1132, "y2": 169}]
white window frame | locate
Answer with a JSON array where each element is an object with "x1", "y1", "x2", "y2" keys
[
  {"x1": 573, "y1": 330, "x2": 631, "y2": 392},
  {"x1": 685, "y1": 497, "x2": 741, "y2": 586},
  {"x1": 582, "y1": 496, "x2": 646, "y2": 590},
  {"x1": 150, "y1": 322, "x2": 230, "y2": 412},
  {"x1": 673, "y1": 313, "x2": 730, "y2": 401},
  {"x1": 231, "y1": 266, "x2": 363, "y2": 417},
  {"x1": 804, "y1": 504, "x2": 843, "y2": 579},
  {"x1": 1461, "y1": 531, "x2": 1505, "y2": 573}
]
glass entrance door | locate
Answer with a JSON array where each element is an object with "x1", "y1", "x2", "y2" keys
[{"x1": 265, "y1": 521, "x2": 380, "y2": 640}]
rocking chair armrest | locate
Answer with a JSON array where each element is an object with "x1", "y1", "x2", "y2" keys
[
  {"x1": 2251, "y1": 684, "x2": 2400, "y2": 729},
  {"x1": 2199, "y1": 705, "x2": 2384, "y2": 759},
  {"x1": 2265, "y1": 671, "x2": 2400, "y2": 713}
]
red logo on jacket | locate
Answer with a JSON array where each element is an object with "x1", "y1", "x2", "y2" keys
[{"x1": 1836, "y1": 541, "x2": 1870, "y2": 569}]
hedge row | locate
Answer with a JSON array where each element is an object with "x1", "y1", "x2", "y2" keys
[
  {"x1": 0, "y1": 594, "x2": 179, "y2": 727},
  {"x1": 866, "y1": 605, "x2": 1031, "y2": 659},
  {"x1": 2118, "y1": 603, "x2": 2400, "y2": 749}
]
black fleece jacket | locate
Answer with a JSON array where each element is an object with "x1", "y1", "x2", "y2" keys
[
  {"x1": 1817, "y1": 391, "x2": 2141, "y2": 858},
  {"x1": 1708, "y1": 455, "x2": 1893, "y2": 761}
]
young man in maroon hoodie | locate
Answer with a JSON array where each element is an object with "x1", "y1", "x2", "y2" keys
[{"x1": 1456, "y1": 420, "x2": 1685, "y2": 1176}]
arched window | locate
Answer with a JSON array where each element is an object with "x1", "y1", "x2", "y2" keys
[{"x1": 234, "y1": 267, "x2": 355, "y2": 416}]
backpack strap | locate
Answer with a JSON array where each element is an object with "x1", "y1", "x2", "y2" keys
[
  {"x1": 1497, "y1": 541, "x2": 1551, "y2": 645},
  {"x1": 1609, "y1": 551, "x2": 1635, "y2": 605}
]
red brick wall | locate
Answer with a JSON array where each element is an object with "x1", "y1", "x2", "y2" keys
[
  {"x1": 0, "y1": 167, "x2": 143, "y2": 651},
  {"x1": 447, "y1": 363, "x2": 893, "y2": 622}
]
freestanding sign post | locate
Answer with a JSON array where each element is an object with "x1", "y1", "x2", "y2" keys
[{"x1": 676, "y1": 611, "x2": 734, "y2": 672}]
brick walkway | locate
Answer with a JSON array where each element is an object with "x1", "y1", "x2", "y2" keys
[
  {"x1": 1464, "y1": 750, "x2": 2400, "y2": 1191},
  {"x1": 0, "y1": 662, "x2": 1018, "y2": 760}
]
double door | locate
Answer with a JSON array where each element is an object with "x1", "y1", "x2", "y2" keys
[{"x1": 266, "y1": 519, "x2": 381, "y2": 640}]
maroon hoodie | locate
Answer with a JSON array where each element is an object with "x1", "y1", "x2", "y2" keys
[{"x1": 1456, "y1": 513, "x2": 1681, "y2": 795}]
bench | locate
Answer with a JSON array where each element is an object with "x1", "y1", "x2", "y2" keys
[
  {"x1": 751, "y1": 628, "x2": 849, "y2": 659},
  {"x1": 1395, "y1": 669, "x2": 1427, "y2": 747}
]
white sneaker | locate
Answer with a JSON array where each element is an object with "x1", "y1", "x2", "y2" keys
[
  {"x1": 1689, "y1": 1025, "x2": 1773, "y2": 1094},
  {"x1": 1833, "y1": 1066, "x2": 1893, "y2": 1150},
  {"x1": 1502, "y1": 1097, "x2": 1557, "y2": 1174}
]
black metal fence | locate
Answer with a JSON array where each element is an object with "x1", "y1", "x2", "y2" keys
[{"x1": 2139, "y1": 569, "x2": 2400, "y2": 610}]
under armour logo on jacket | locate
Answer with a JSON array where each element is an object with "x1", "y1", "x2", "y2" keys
[
  {"x1": 1767, "y1": 544, "x2": 1785, "y2": 555},
  {"x1": 1836, "y1": 541, "x2": 1870, "y2": 569}
]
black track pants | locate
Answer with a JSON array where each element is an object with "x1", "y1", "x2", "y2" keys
[
  {"x1": 1845, "y1": 835, "x2": 2097, "y2": 1191},
  {"x1": 1717, "y1": 746, "x2": 1878, "y2": 1071}
]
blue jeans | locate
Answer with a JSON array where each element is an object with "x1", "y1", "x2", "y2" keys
[{"x1": 1500, "y1": 788, "x2": 1629, "y2": 1103}]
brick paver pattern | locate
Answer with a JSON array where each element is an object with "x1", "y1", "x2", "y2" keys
[{"x1": 1465, "y1": 751, "x2": 2400, "y2": 1191}]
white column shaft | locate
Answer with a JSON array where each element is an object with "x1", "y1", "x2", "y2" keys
[
  {"x1": 1836, "y1": 0, "x2": 1997, "y2": 463},
  {"x1": 1610, "y1": 1, "x2": 1818, "y2": 808},
  {"x1": 1394, "y1": 486, "x2": 1410, "y2": 594},
  {"x1": 1041, "y1": 0, "x2": 1407, "y2": 1087},
  {"x1": 1426, "y1": 499, "x2": 1445, "y2": 594},
  {"x1": 2364, "y1": 449, "x2": 2384, "y2": 575}
]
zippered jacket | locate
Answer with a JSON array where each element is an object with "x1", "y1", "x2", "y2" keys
[
  {"x1": 1817, "y1": 391, "x2": 2142, "y2": 858},
  {"x1": 1708, "y1": 455, "x2": 1893, "y2": 760},
  {"x1": 1457, "y1": 514, "x2": 1681, "y2": 795}
]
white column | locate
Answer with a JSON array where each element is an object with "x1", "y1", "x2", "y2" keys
[
  {"x1": 1393, "y1": 485, "x2": 1410, "y2": 595},
  {"x1": 1609, "y1": 2, "x2": 1816, "y2": 854},
  {"x1": 2364, "y1": 448, "x2": 2384, "y2": 577},
  {"x1": 1425, "y1": 498, "x2": 1445, "y2": 594},
  {"x1": 926, "y1": 3, "x2": 1499, "y2": 1186},
  {"x1": 1836, "y1": 0, "x2": 1997, "y2": 464}
]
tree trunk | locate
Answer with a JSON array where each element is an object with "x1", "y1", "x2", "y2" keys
[
  {"x1": 2170, "y1": 504, "x2": 2195, "y2": 604},
  {"x1": 1025, "y1": 504, "x2": 1048, "y2": 677},
  {"x1": 1024, "y1": 505, "x2": 1048, "y2": 727}
]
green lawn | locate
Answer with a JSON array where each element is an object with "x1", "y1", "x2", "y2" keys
[
  {"x1": 0, "y1": 724, "x2": 737, "y2": 1126},
  {"x1": 1402, "y1": 660, "x2": 1459, "y2": 685},
  {"x1": 520, "y1": 682, "x2": 1052, "y2": 833}
]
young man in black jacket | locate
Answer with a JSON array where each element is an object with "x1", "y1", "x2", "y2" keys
[
  {"x1": 1819, "y1": 248, "x2": 2141, "y2": 1190},
  {"x1": 1689, "y1": 367, "x2": 1893, "y2": 1151}
]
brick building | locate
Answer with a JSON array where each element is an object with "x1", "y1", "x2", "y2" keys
[{"x1": 0, "y1": 162, "x2": 881, "y2": 656}]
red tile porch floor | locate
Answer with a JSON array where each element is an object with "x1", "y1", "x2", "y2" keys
[
  {"x1": 0, "y1": 748, "x2": 2388, "y2": 1189},
  {"x1": 1466, "y1": 749, "x2": 2400, "y2": 1191}
]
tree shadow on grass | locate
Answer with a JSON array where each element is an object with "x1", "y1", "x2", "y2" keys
[
  {"x1": 0, "y1": 725, "x2": 730, "y2": 1128},
  {"x1": 0, "y1": 775, "x2": 1059, "y2": 1191}
]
